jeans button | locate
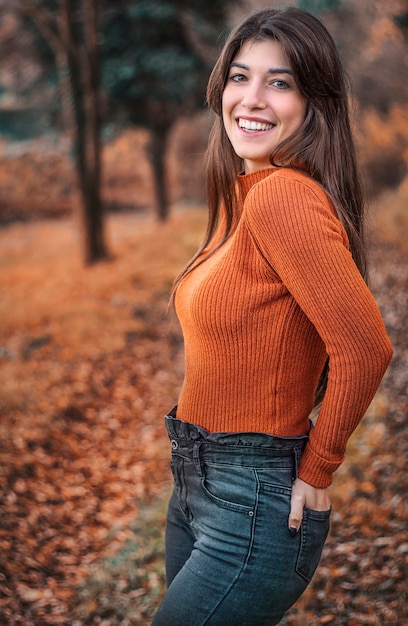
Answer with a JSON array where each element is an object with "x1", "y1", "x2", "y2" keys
[{"x1": 171, "y1": 440, "x2": 178, "y2": 450}]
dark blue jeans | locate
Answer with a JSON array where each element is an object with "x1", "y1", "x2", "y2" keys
[{"x1": 152, "y1": 409, "x2": 330, "y2": 626}]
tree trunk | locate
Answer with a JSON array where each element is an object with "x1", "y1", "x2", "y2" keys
[
  {"x1": 148, "y1": 128, "x2": 170, "y2": 222},
  {"x1": 81, "y1": 0, "x2": 107, "y2": 263},
  {"x1": 61, "y1": 0, "x2": 108, "y2": 264}
]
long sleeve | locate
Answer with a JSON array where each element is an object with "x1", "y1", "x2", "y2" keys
[{"x1": 245, "y1": 170, "x2": 393, "y2": 487}]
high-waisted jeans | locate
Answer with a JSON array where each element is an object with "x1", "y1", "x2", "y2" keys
[{"x1": 152, "y1": 408, "x2": 330, "y2": 626}]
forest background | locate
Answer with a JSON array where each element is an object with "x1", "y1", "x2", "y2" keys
[{"x1": 0, "y1": 0, "x2": 407, "y2": 624}]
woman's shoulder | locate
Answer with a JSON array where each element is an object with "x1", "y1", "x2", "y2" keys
[
  {"x1": 250, "y1": 167, "x2": 330, "y2": 206},
  {"x1": 244, "y1": 167, "x2": 345, "y2": 240}
]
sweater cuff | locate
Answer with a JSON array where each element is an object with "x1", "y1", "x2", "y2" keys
[{"x1": 297, "y1": 444, "x2": 344, "y2": 488}]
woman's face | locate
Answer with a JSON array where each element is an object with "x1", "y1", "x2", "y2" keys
[{"x1": 222, "y1": 39, "x2": 307, "y2": 174}]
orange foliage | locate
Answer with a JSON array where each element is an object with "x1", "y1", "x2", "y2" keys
[
  {"x1": 0, "y1": 208, "x2": 206, "y2": 623},
  {"x1": 357, "y1": 105, "x2": 408, "y2": 162},
  {"x1": 0, "y1": 115, "x2": 209, "y2": 225}
]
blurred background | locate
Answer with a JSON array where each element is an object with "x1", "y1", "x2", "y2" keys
[
  {"x1": 0, "y1": 1, "x2": 407, "y2": 625},
  {"x1": 0, "y1": 0, "x2": 407, "y2": 249}
]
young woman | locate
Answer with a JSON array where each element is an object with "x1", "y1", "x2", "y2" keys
[{"x1": 152, "y1": 7, "x2": 393, "y2": 625}]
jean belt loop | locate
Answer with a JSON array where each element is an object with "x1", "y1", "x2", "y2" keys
[{"x1": 193, "y1": 441, "x2": 203, "y2": 477}]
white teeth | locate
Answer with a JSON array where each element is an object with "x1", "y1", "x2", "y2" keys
[{"x1": 238, "y1": 119, "x2": 274, "y2": 131}]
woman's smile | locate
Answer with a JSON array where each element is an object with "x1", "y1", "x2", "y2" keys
[{"x1": 238, "y1": 117, "x2": 276, "y2": 132}]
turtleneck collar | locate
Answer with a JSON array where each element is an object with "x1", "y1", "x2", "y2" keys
[{"x1": 237, "y1": 168, "x2": 278, "y2": 202}]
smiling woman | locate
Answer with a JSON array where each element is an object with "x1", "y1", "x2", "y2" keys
[
  {"x1": 152, "y1": 7, "x2": 393, "y2": 626},
  {"x1": 222, "y1": 39, "x2": 306, "y2": 173}
]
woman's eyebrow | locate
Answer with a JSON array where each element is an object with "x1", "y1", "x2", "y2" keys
[{"x1": 229, "y1": 61, "x2": 293, "y2": 75}]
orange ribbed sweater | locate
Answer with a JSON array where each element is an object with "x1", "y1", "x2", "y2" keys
[{"x1": 175, "y1": 167, "x2": 393, "y2": 487}]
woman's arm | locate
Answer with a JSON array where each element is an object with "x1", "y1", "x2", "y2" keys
[{"x1": 245, "y1": 170, "x2": 393, "y2": 488}]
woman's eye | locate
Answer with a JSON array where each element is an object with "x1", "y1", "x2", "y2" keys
[
  {"x1": 229, "y1": 73, "x2": 247, "y2": 83},
  {"x1": 271, "y1": 79, "x2": 290, "y2": 89}
]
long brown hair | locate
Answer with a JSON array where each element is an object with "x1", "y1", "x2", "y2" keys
[
  {"x1": 174, "y1": 6, "x2": 367, "y2": 281},
  {"x1": 172, "y1": 7, "x2": 368, "y2": 402}
]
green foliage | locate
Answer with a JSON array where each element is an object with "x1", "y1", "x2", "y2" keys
[
  {"x1": 0, "y1": 108, "x2": 51, "y2": 140},
  {"x1": 2, "y1": 1, "x2": 234, "y2": 141},
  {"x1": 394, "y1": 11, "x2": 408, "y2": 38},
  {"x1": 102, "y1": 0, "x2": 233, "y2": 131},
  {"x1": 296, "y1": 0, "x2": 341, "y2": 16}
]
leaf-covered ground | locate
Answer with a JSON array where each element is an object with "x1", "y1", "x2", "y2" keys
[{"x1": 0, "y1": 209, "x2": 406, "y2": 625}]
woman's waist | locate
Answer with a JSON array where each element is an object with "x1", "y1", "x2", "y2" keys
[
  {"x1": 165, "y1": 406, "x2": 309, "y2": 466},
  {"x1": 176, "y1": 393, "x2": 313, "y2": 440}
]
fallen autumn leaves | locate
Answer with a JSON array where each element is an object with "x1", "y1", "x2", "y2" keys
[{"x1": 0, "y1": 210, "x2": 407, "y2": 625}]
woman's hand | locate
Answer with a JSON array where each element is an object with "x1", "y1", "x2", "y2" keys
[{"x1": 288, "y1": 478, "x2": 331, "y2": 536}]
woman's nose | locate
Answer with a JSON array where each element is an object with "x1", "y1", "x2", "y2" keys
[{"x1": 241, "y1": 82, "x2": 266, "y2": 109}]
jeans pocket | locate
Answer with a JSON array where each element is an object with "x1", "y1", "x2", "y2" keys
[
  {"x1": 200, "y1": 463, "x2": 255, "y2": 513},
  {"x1": 295, "y1": 507, "x2": 331, "y2": 582},
  {"x1": 255, "y1": 464, "x2": 294, "y2": 490}
]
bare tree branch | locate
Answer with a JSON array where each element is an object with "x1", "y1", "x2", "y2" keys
[{"x1": 16, "y1": 0, "x2": 64, "y2": 56}]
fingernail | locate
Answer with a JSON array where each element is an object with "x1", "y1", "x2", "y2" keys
[{"x1": 289, "y1": 526, "x2": 297, "y2": 538}]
